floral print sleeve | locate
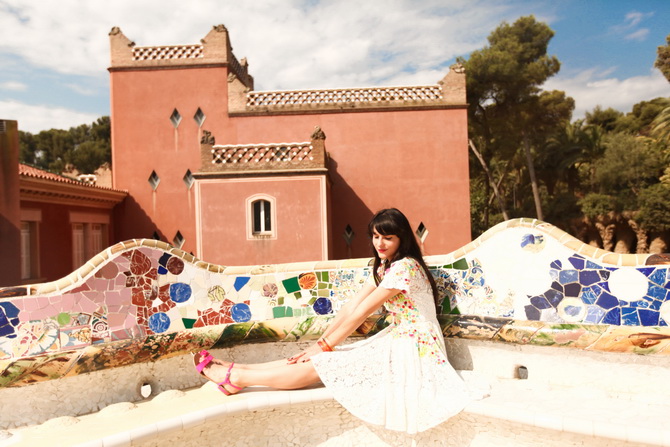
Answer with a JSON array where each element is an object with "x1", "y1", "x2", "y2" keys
[{"x1": 378, "y1": 257, "x2": 421, "y2": 293}]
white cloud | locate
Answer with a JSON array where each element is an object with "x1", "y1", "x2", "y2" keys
[
  {"x1": 609, "y1": 10, "x2": 654, "y2": 41},
  {"x1": 543, "y1": 67, "x2": 670, "y2": 120},
  {"x1": 65, "y1": 83, "x2": 97, "y2": 96},
  {"x1": 0, "y1": 0, "x2": 514, "y2": 88},
  {"x1": 0, "y1": 81, "x2": 27, "y2": 91},
  {"x1": 625, "y1": 28, "x2": 649, "y2": 41},
  {"x1": 0, "y1": 100, "x2": 99, "y2": 133}
]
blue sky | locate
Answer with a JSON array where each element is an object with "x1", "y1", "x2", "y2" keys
[{"x1": 0, "y1": 0, "x2": 668, "y2": 133}]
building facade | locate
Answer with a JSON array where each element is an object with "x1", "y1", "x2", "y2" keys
[
  {"x1": 109, "y1": 25, "x2": 471, "y2": 266},
  {"x1": 0, "y1": 119, "x2": 127, "y2": 286}
]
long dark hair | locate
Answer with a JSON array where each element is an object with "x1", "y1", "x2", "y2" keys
[{"x1": 367, "y1": 208, "x2": 439, "y2": 304}]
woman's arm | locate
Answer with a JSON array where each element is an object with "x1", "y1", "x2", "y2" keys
[
  {"x1": 287, "y1": 283, "x2": 386, "y2": 364},
  {"x1": 322, "y1": 285, "x2": 399, "y2": 347},
  {"x1": 321, "y1": 283, "x2": 376, "y2": 339}
]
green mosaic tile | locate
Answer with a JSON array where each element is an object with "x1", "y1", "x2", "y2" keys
[
  {"x1": 282, "y1": 277, "x2": 300, "y2": 294},
  {"x1": 182, "y1": 318, "x2": 197, "y2": 329}
]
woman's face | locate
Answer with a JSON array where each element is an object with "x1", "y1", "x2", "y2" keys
[{"x1": 372, "y1": 228, "x2": 400, "y2": 261}]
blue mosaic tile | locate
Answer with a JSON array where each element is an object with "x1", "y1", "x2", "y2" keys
[
  {"x1": 520, "y1": 233, "x2": 542, "y2": 248},
  {"x1": 550, "y1": 281, "x2": 564, "y2": 293},
  {"x1": 524, "y1": 304, "x2": 540, "y2": 320},
  {"x1": 579, "y1": 270, "x2": 601, "y2": 286},
  {"x1": 586, "y1": 260, "x2": 602, "y2": 269},
  {"x1": 568, "y1": 255, "x2": 585, "y2": 270},
  {"x1": 313, "y1": 297, "x2": 333, "y2": 315},
  {"x1": 559, "y1": 270, "x2": 578, "y2": 284},
  {"x1": 564, "y1": 304, "x2": 583, "y2": 317},
  {"x1": 159, "y1": 253, "x2": 171, "y2": 265},
  {"x1": 169, "y1": 283, "x2": 192, "y2": 303},
  {"x1": 530, "y1": 295, "x2": 552, "y2": 309},
  {"x1": 550, "y1": 260, "x2": 562, "y2": 269},
  {"x1": 639, "y1": 308, "x2": 660, "y2": 326},
  {"x1": 585, "y1": 306, "x2": 606, "y2": 323},
  {"x1": 580, "y1": 287, "x2": 597, "y2": 304},
  {"x1": 0, "y1": 302, "x2": 19, "y2": 339},
  {"x1": 649, "y1": 269, "x2": 666, "y2": 286},
  {"x1": 545, "y1": 289, "x2": 564, "y2": 308},
  {"x1": 600, "y1": 278, "x2": 611, "y2": 291},
  {"x1": 628, "y1": 299, "x2": 650, "y2": 309},
  {"x1": 234, "y1": 276, "x2": 250, "y2": 291},
  {"x1": 648, "y1": 285, "x2": 667, "y2": 300},
  {"x1": 564, "y1": 282, "x2": 582, "y2": 297},
  {"x1": 621, "y1": 307, "x2": 640, "y2": 325},
  {"x1": 596, "y1": 291, "x2": 619, "y2": 309},
  {"x1": 148, "y1": 312, "x2": 170, "y2": 333},
  {"x1": 231, "y1": 303, "x2": 252, "y2": 322},
  {"x1": 638, "y1": 267, "x2": 655, "y2": 277},
  {"x1": 603, "y1": 307, "x2": 621, "y2": 325},
  {"x1": 648, "y1": 299, "x2": 663, "y2": 310}
]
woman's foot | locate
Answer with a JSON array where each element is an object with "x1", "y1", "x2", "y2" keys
[{"x1": 192, "y1": 350, "x2": 244, "y2": 395}]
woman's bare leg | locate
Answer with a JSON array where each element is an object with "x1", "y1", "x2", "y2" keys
[
  {"x1": 194, "y1": 352, "x2": 321, "y2": 393},
  {"x1": 209, "y1": 357, "x2": 289, "y2": 370}
]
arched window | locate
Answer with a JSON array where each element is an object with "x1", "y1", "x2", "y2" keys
[
  {"x1": 247, "y1": 195, "x2": 277, "y2": 239},
  {"x1": 253, "y1": 199, "x2": 272, "y2": 234}
]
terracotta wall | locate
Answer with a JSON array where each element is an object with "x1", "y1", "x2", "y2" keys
[
  {"x1": 110, "y1": 55, "x2": 470, "y2": 265},
  {"x1": 0, "y1": 120, "x2": 21, "y2": 287},
  {"x1": 110, "y1": 66, "x2": 230, "y2": 251},
  {"x1": 197, "y1": 176, "x2": 329, "y2": 265}
]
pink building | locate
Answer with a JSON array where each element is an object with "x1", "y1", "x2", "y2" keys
[
  {"x1": 108, "y1": 24, "x2": 471, "y2": 266},
  {"x1": 0, "y1": 119, "x2": 127, "y2": 286}
]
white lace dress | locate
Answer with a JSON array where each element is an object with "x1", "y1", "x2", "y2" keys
[{"x1": 311, "y1": 257, "x2": 472, "y2": 434}]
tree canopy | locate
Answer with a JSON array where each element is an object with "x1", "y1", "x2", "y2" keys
[
  {"x1": 464, "y1": 17, "x2": 670, "y2": 241},
  {"x1": 19, "y1": 116, "x2": 111, "y2": 174}
]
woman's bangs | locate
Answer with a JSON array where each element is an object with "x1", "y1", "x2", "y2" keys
[{"x1": 369, "y1": 215, "x2": 400, "y2": 236}]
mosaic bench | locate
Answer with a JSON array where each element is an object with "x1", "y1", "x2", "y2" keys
[
  {"x1": 2, "y1": 218, "x2": 670, "y2": 390},
  {"x1": 1, "y1": 218, "x2": 670, "y2": 438}
]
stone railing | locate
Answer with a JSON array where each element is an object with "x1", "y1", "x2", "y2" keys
[
  {"x1": 132, "y1": 44, "x2": 204, "y2": 61},
  {"x1": 246, "y1": 85, "x2": 443, "y2": 107},
  {"x1": 198, "y1": 128, "x2": 328, "y2": 175},
  {"x1": 228, "y1": 64, "x2": 466, "y2": 114},
  {"x1": 212, "y1": 142, "x2": 314, "y2": 164}
]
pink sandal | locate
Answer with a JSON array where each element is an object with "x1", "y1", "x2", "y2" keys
[{"x1": 193, "y1": 350, "x2": 243, "y2": 395}]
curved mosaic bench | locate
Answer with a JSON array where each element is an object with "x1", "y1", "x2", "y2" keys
[{"x1": 1, "y1": 218, "x2": 670, "y2": 389}]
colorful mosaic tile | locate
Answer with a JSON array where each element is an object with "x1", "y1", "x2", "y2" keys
[{"x1": 0, "y1": 219, "x2": 669, "y2": 387}]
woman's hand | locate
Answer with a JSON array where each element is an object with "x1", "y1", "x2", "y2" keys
[{"x1": 287, "y1": 343, "x2": 327, "y2": 364}]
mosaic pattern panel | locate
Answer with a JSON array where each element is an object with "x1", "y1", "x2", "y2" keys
[
  {"x1": 1, "y1": 219, "x2": 670, "y2": 387},
  {"x1": 436, "y1": 227, "x2": 670, "y2": 327}
]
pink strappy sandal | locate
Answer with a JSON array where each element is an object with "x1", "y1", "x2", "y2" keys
[{"x1": 193, "y1": 350, "x2": 243, "y2": 395}]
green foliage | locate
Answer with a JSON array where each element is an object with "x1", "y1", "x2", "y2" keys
[
  {"x1": 585, "y1": 106, "x2": 623, "y2": 132},
  {"x1": 655, "y1": 34, "x2": 670, "y2": 82},
  {"x1": 578, "y1": 193, "x2": 620, "y2": 219},
  {"x1": 650, "y1": 106, "x2": 670, "y2": 144},
  {"x1": 595, "y1": 133, "x2": 664, "y2": 198},
  {"x1": 466, "y1": 18, "x2": 669, "y2": 240},
  {"x1": 18, "y1": 116, "x2": 111, "y2": 174},
  {"x1": 637, "y1": 183, "x2": 670, "y2": 232},
  {"x1": 615, "y1": 98, "x2": 670, "y2": 135}
]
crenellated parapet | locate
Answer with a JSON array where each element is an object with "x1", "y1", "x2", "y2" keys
[
  {"x1": 230, "y1": 64, "x2": 466, "y2": 115},
  {"x1": 108, "y1": 24, "x2": 254, "y2": 90},
  {"x1": 108, "y1": 23, "x2": 464, "y2": 118},
  {"x1": 197, "y1": 127, "x2": 329, "y2": 176}
]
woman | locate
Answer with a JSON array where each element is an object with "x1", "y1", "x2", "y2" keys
[{"x1": 193, "y1": 208, "x2": 471, "y2": 433}]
